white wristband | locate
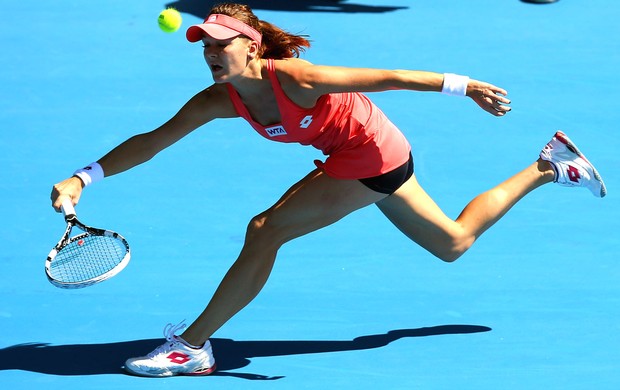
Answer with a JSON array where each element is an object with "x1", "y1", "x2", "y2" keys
[
  {"x1": 441, "y1": 73, "x2": 470, "y2": 97},
  {"x1": 73, "y1": 162, "x2": 104, "y2": 187}
]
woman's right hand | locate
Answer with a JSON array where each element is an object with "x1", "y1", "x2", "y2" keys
[{"x1": 50, "y1": 176, "x2": 85, "y2": 212}]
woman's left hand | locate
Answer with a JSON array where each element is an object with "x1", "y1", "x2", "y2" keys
[{"x1": 467, "y1": 79, "x2": 512, "y2": 116}]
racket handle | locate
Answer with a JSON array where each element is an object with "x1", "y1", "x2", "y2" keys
[{"x1": 61, "y1": 198, "x2": 77, "y2": 220}]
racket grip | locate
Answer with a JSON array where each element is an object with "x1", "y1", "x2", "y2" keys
[{"x1": 61, "y1": 198, "x2": 77, "y2": 219}]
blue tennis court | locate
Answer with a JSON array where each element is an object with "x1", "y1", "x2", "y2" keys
[{"x1": 2, "y1": 0, "x2": 619, "y2": 388}]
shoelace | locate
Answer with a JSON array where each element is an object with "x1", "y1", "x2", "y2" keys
[{"x1": 147, "y1": 321, "x2": 187, "y2": 358}]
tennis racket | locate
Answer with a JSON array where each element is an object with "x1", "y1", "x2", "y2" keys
[{"x1": 45, "y1": 199, "x2": 131, "y2": 289}]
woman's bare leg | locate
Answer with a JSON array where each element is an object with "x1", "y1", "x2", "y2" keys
[
  {"x1": 182, "y1": 158, "x2": 554, "y2": 345},
  {"x1": 376, "y1": 159, "x2": 555, "y2": 262},
  {"x1": 181, "y1": 169, "x2": 387, "y2": 345}
]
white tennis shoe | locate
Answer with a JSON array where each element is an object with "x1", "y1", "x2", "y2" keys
[
  {"x1": 124, "y1": 322, "x2": 216, "y2": 377},
  {"x1": 539, "y1": 131, "x2": 607, "y2": 198}
]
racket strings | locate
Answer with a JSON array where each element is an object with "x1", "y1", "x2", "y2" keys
[{"x1": 50, "y1": 234, "x2": 127, "y2": 282}]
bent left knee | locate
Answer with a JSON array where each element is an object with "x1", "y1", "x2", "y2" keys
[{"x1": 244, "y1": 208, "x2": 293, "y2": 251}]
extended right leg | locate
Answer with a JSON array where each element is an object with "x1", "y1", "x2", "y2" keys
[
  {"x1": 376, "y1": 159, "x2": 554, "y2": 262},
  {"x1": 377, "y1": 131, "x2": 607, "y2": 262}
]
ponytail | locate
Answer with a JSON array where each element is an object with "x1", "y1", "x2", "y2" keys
[{"x1": 258, "y1": 20, "x2": 310, "y2": 59}]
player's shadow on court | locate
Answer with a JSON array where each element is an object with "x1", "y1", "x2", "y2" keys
[
  {"x1": 0, "y1": 325, "x2": 489, "y2": 380},
  {"x1": 166, "y1": 0, "x2": 407, "y2": 18}
]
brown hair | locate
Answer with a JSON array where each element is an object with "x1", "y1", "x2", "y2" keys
[{"x1": 209, "y1": 3, "x2": 311, "y2": 59}]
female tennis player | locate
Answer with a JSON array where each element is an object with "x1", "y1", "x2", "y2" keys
[{"x1": 50, "y1": 3, "x2": 606, "y2": 377}]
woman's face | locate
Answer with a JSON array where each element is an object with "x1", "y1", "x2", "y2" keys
[{"x1": 202, "y1": 35, "x2": 256, "y2": 83}]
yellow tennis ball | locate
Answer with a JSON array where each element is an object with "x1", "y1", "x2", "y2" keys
[{"x1": 158, "y1": 8, "x2": 182, "y2": 33}]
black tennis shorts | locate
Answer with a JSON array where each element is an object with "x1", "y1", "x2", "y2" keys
[{"x1": 358, "y1": 152, "x2": 414, "y2": 195}]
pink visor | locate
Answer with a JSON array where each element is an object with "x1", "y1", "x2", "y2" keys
[{"x1": 186, "y1": 14, "x2": 262, "y2": 46}]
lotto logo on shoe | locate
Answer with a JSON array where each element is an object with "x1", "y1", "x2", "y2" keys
[
  {"x1": 167, "y1": 352, "x2": 191, "y2": 364},
  {"x1": 567, "y1": 166, "x2": 581, "y2": 183},
  {"x1": 265, "y1": 125, "x2": 287, "y2": 137}
]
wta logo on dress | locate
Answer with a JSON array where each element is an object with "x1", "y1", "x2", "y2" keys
[{"x1": 265, "y1": 125, "x2": 287, "y2": 137}]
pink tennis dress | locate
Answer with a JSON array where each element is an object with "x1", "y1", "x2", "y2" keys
[{"x1": 225, "y1": 59, "x2": 411, "y2": 179}]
